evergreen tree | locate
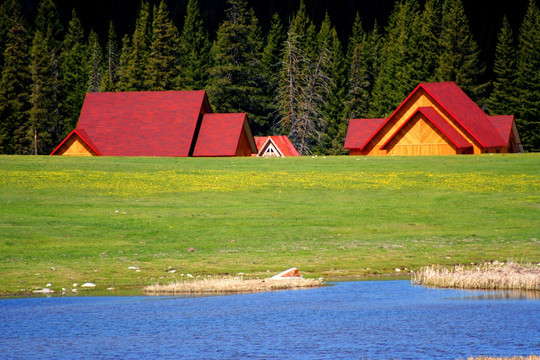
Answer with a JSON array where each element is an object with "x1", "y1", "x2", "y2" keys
[
  {"x1": 276, "y1": 1, "x2": 331, "y2": 155},
  {"x1": 488, "y1": 17, "x2": 517, "y2": 116},
  {"x1": 277, "y1": 4, "x2": 310, "y2": 149},
  {"x1": 260, "y1": 12, "x2": 285, "y2": 134},
  {"x1": 0, "y1": 0, "x2": 17, "y2": 67},
  {"x1": 35, "y1": 0, "x2": 62, "y2": 51},
  {"x1": 317, "y1": 14, "x2": 347, "y2": 155},
  {"x1": 121, "y1": 1, "x2": 152, "y2": 90},
  {"x1": 101, "y1": 21, "x2": 119, "y2": 91},
  {"x1": 178, "y1": 0, "x2": 211, "y2": 90},
  {"x1": 32, "y1": 0, "x2": 62, "y2": 152},
  {"x1": 87, "y1": 30, "x2": 103, "y2": 93},
  {"x1": 116, "y1": 34, "x2": 132, "y2": 91},
  {"x1": 347, "y1": 20, "x2": 384, "y2": 120},
  {"x1": 0, "y1": 5, "x2": 31, "y2": 154},
  {"x1": 346, "y1": 20, "x2": 383, "y2": 129},
  {"x1": 346, "y1": 12, "x2": 364, "y2": 63},
  {"x1": 418, "y1": 0, "x2": 443, "y2": 81},
  {"x1": 515, "y1": 0, "x2": 540, "y2": 151},
  {"x1": 146, "y1": 0, "x2": 180, "y2": 90},
  {"x1": 208, "y1": 0, "x2": 265, "y2": 131},
  {"x1": 60, "y1": 9, "x2": 87, "y2": 136},
  {"x1": 29, "y1": 30, "x2": 60, "y2": 154},
  {"x1": 371, "y1": 0, "x2": 421, "y2": 117},
  {"x1": 436, "y1": 0, "x2": 486, "y2": 101},
  {"x1": 262, "y1": 13, "x2": 285, "y2": 85}
]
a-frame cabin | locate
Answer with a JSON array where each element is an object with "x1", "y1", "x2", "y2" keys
[{"x1": 344, "y1": 82, "x2": 523, "y2": 156}]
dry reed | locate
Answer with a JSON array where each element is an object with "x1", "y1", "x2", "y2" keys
[
  {"x1": 144, "y1": 276, "x2": 325, "y2": 295},
  {"x1": 464, "y1": 356, "x2": 540, "y2": 360},
  {"x1": 412, "y1": 262, "x2": 540, "y2": 291}
]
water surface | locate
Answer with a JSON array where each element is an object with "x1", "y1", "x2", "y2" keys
[{"x1": 1, "y1": 281, "x2": 538, "y2": 359}]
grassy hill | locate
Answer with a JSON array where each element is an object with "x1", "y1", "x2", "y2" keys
[{"x1": 1, "y1": 154, "x2": 538, "y2": 295}]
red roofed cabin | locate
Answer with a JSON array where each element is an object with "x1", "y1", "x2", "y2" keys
[
  {"x1": 51, "y1": 91, "x2": 257, "y2": 157},
  {"x1": 254, "y1": 136, "x2": 300, "y2": 157},
  {"x1": 344, "y1": 82, "x2": 523, "y2": 156}
]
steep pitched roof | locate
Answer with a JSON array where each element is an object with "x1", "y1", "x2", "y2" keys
[
  {"x1": 380, "y1": 107, "x2": 472, "y2": 150},
  {"x1": 419, "y1": 82, "x2": 506, "y2": 148},
  {"x1": 254, "y1": 135, "x2": 300, "y2": 157},
  {"x1": 192, "y1": 113, "x2": 257, "y2": 157},
  {"x1": 343, "y1": 118, "x2": 386, "y2": 150},
  {"x1": 349, "y1": 82, "x2": 507, "y2": 151},
  {"x1": 489, "y1": 115, "x2": 524, "y2": 152},
  {"x1": 51, "y1": 128, "x2": 101, "y2": 155},
  {"x1": 74, "y1": 91, "x2": 211, "y2": 156},
  {"x1": 489, "y1": 115, "x2": 514, "y2": 141}
]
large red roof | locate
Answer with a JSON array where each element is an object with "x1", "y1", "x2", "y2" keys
[
  {"x1": 254, "y1": 135, "x2": 300, "y2": 156},
  {"x1": 343, "y1": 118, "x2": 385, "y2": 150},
  {"x1": 489, "y1": 115, "x2": 514, "y2": 143},
  {"x1": 345, "y1": 82, "x2": 509, "y2": 152},
  {"x1": 192, "y1": 113, "x2": 256, "y2": 157},
  {"x1": 420, "y1": 82, "x2": 506, "y2": 148},
  {"x1": 74, "y1": 91, "x2": 210, "y2": 156}
]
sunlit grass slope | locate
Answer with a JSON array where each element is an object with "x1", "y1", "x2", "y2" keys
[{"x1": 0, "y1": 154, "x2": 538, "y2": 295}]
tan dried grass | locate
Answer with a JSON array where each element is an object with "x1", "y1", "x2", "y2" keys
[
  {"x1": 412, "y1": 262, "x2": 540, "y2": 291},
  {"x1": 144, "y1": 276, "x2": 325, "y2": 295}
]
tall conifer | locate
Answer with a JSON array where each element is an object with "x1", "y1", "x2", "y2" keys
[
  {"x1": 0, "y1": 0, "x2": 17, "y2": 67},
  {"x1": 208, "y1": 0, "x2": 265, "y2": 129},
  {"x1": 317, "y1": 14, "x2": 347, "y2": 155},
  {"x1": 122, "y1": 1, "x2": 152, "y2": 90},
  {"x1": 371, "y1": 0, "x2": 421, "y2": 117},
  {"x1": 101, "y1": 22, "x2": 119, "y2": 91},
  {"x1": 35, "y1": 0, "x2": 62, "y2": 51},
  {"x1": 418, "y1": 0, "x2": 443, "y2": 81},
  {"x1": 29, "y1": 30, "x2": 60, "y2": 154},
  {"x1": 146, "y1": 0, "x2": 180, "y2": 90},
  {"x1": 33, "y1": 0, "x2": 61, "y2": 151},
  {"x1": 87, "y1": 30, "x2": 103, "y2": 93},
  {"x1": 0, "y1": 5, "x2": 31, "y2": 154},
  {"x1": 488, "y1": 17, "x2": 517, "y2": 116},
  {"x1": 260, "y1": 12, "x2": 285, "y2": 134},
  {"x1": 436, "y1": 0, "x2": 486, "y2": 101},
  {"x1": 60, "y1": 9, "x2": 87, "y2": 136},
  {"x1": 179, "y1": 0, "x2": 211, "y2": 90},
  {"x1": 515, "y1": 0, "x2": 540, "y2": 151},
  {"x1": 116, "y1": 34, "x2": 132, "y2": 92},
  {"x1": 276, "y1": 1, "x2": 331, "y2": 155}
]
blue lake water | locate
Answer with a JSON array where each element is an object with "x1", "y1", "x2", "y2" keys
[{"x1": 0, "y1": 280, "x2": 538, "y2": 360}]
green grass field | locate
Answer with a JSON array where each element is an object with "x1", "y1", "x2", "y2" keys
[{"x1": 1, "y1": 154, "x2": 538, "y2": 295}]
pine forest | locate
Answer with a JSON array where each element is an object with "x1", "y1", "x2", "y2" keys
[{"x1": 0, "y1": 0, "x2": 539, "y2": 155}]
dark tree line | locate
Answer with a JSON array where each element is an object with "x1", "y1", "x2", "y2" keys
[{"x1": 0, "y1": 0, "x2": 538, "y2": 155}]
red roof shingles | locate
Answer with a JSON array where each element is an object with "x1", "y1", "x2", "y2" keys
[
  {"x1": 380, "y1": 107, "x2": 472, "y2": 150},
  {"x1": 489, "y1": 115, "x2": 514, "y2": 143},
  {"x1": 420, "y1": 82, "x2": 506, "y2": 148},
  {"x1": 343, "y1": 118, "x2": 386, "y2": 150},
  {"x1": 345, "y1": 82, "x2": 511, "y2": 152},
  {"x1": 254, "y1": 135, "x2": 300, "y2": 156},
  {"x1": 75, "y1": 91, "x2": 210, "y2": 156},
  {"x1": 193, "y1": 113, "x2": 256, "y2": 157}
]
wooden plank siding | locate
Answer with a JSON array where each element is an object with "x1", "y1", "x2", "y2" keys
[
  {"x1": 54, "y1": 133, "x2": 98, "y2": 156},
  {"x1": 359, "y1": 89, "x2": 506, "y2": 156},
  {"x1": 235, "y1": 126, "x2": 256, "y2": 157},
  {"x1": 383, "y1": 114, "x2": 460, "y2": 156}
]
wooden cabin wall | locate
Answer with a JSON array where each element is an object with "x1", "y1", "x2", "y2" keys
[
  {"x1": 382, "y1": 115, "x2": 458, "y2": 156},
  {"x1": 360, "y1": 89, "x2": 488, "y2": 156},
  {"x1": 55, "y1": 135, "x2": 97, "y2": 156},
  {"x1": 235, "y1": 128, "x2": 255, "y2": 157}
]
